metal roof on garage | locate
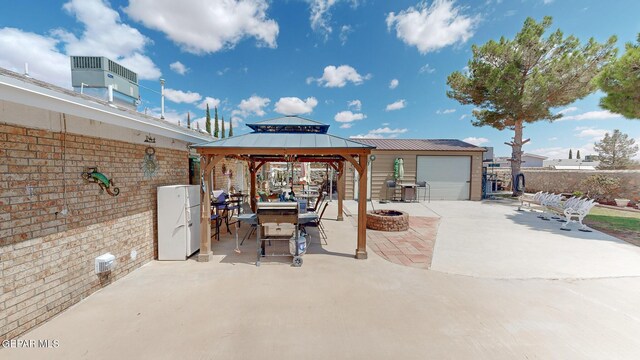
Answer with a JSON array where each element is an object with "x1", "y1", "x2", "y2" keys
[{"x1": 351, "y1": 138, "x2": 485, "y2": 152}]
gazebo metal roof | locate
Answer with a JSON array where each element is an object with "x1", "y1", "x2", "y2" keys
[{"x1": 192, "y1": 115, "x2": 373, "y2": 151}]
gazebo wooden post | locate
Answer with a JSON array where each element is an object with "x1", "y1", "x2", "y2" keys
[
  {"x1": 336, "y1": 161, "x2": 345, "y2": 221},
  {"x1": 198, "y1": 155, "x2": 213, "y2": 262},
  {"x1": 249, "y1": 161, "x2": 257, "y2": 212},
  {"x1": 356, "y1": 154, "x2": 368, "y2": 259}
]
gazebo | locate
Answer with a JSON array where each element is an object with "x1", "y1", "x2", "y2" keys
[{"x1": 191, "y1": 116, "x2": 375, "y2": 262}]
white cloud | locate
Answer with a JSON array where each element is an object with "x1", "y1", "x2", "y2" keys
[
  {"x1": 312, "y1": 65, "x2": 371, "y2": 87},
  {"x1": 217, "y1": 67, "x2": 230, "y2": 76},
  {"x1": 56, "y1": 0, "x2": 160, "y2": 80},
  {"x1": 558, "y1": 110, "x2": 622, "y2": 121},
  {"x1": 0, "y1": 28, "x2": 71, "y2": 87},
  {"x1": 125, "y1": 0, "x2": 279, "y2": 54},
  {"x1": 274, "y1": 97, "x2": 318, "y2": 115},
  {"x1": 310, "y1": 0, "x2": 359, "y2": 40},
  {"x1": 385, "y1": 99, "x2": 406, "y2": 111},
  {"x1": 340, "y1": 123, "x2": 353, "y2": 129},
  {"x1": 437, "y1": 109, "x2": 456, "y2": 114},
  {"x1": 575, "y1": 127, "x2": 608, "y2": 140},
  {"x1": 557, "y1": 106, "x2": 578, "y2": 114},
  {"x1": 543, "y1": 0, "x2": 554, "y2": 4},
  {"x1": 197, "y1": 97, "x2": 222, "y2": 110},
  {"x1": 339, "y1": 25, "x2": 352, "y2": 45},
  {"x1": 381, "y1": 122, "x2": 390, "y2": 126},
  {"x1": 0, "y1": 0, "x2": 161, "y2": 88},
  {"x1": 169, "y1": 61, "x2": 189, "y2": 75},
  {"x1": 233, "y1": 95, "x2": 271, "y2": 118},
  {"x1": 463, "y1": 137, "x2": 489, "y2": 146},
  {"x1": 310, "y1": 0, "x2": 337, "y2": 39},
  {"x1": 335, "y1": 111, "x2": 367, "y2": 123},
  {"x1": 459, "y1": 114, "x2": 468, "y2": 120},
  {"x1": 164, "y1": 88, "x2": 202, "y2": 104},
  {"x1": 548, "y1": 137, "x2": 558, "y2": 141},
  {"x1": 386, "y1": 0, "x2": 478, "y2": 54},
  {"x1": 419, "y1": 64, "x2": 435, "y2": 74},
  {"x1": 389, "y1": 78, "x2": 399, "y2": 89},
  {"x1": 351, "y1": 127, "x2": 408, "y2": 139},
  {"x1": 348, "y1": 99, "x2": 362, "y2": 111}
]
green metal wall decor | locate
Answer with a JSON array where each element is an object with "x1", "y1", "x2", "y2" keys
[
  {"x1": 81, "y1": 167, "x2": 120, "y2": 196},
  {"x1": 141, "y1": 147, "x2": 159, "y2": 179}
]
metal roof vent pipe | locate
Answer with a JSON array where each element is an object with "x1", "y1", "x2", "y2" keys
[
  {"x1": 24, "y1": 62, "x2": 30, "y2": 78},
  {"x1": 107, "y1": 85, "x2": 116, "y2": 108},
  {"x1": 160, "y1": 78, "x2": 165, "y2": 119}
]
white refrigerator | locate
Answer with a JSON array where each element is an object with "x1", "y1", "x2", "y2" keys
[{"x1": 158, "y1": 185, "x2": 201, "y2": 260}]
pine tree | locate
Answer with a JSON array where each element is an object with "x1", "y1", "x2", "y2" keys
[
  {"x1": 594, "y1": 129, "x2": 639, "y2": 169},
  {"x1": 221, "y1": 115, "x2": 226, "y2": 139},
  {"x1": 569, "y1": 149, "x2": 573, "y2": 159},
  {"x1": 214, "y1": 106, "x2": 219, "y2": 138},
  {"x1": 205, "y1": 104, "x2": 211, "y2": 134},
  {"x1": 576, "y1": 150, "x2": 581, "y2": 159},
  {"x1": 447, "y1": 16, "x2": 617, "y2": 195},
  {"x1": 229, "y1": 118, "x2": 234, "y2": 137},
  {"x1": 187, "y1": 112, "x2": 191, "y2": 129},
  {"x1": 598, "y1": 34, "x2": 640, "y2": 119}
]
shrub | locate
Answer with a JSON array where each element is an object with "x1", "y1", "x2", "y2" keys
[
  {"x1": 580, "y1": 174, "x2": 621, "y2": 201},
  {"x1": 572, "y1": 190, "x2": 584, "y2": 198}
]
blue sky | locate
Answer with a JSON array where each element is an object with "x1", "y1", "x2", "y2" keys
[{"x1": 1, "y1": 0, "x2": 639, "y2": 158}]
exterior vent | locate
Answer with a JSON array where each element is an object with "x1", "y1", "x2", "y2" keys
[
  {"x1": 95, "y1": 252, "x2": 116, "y2": 274},
  {"x1": 107, "y1": 59, "x2": 137, "y2": 83},
  {"x1": 71, "y1": 56, "x2": 103, "y2": 70}
]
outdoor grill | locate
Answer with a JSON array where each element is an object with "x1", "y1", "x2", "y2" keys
[
  {"x1": 256, "y1": 202, "x2": 299, "y2": 225},
  {"x1": 256, "y1": 202, "x2": 305, "y2": 267}
]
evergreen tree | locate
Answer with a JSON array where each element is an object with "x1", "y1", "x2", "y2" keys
[
  {"x1": 205, "y1": 104, "x2": 211, "y2": 134},
  {"x1": 187, "y1": 112, "x2": 191, "y2": 129},
  {"x1": 594, "y1": 129, "x2": 639, "y2": 169},
  {"x1": 214, "y1": 106, "x2": 219, "y2": 138},
  {"x1": 576, "y1": 150, "x2": 581, "y2": 159},
  {"x1": 569, "y1": 149, "x2": 573, "y2": 159},
  {"x1": 598, "y1": 34, "x2": 640, "y2": 119},
  {"x1": 447, "y1": 16, "x2": 617, "y2": 195},
  {"x1": 229, "y1": 118, "x2": 234, "y2": 137},
  {"x1": 221, "y1": 115, "x2": 226, "y2": 139}
]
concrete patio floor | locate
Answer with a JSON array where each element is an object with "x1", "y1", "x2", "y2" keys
[{"x1": 9, "y1": 202, "x2": 640, "y2": 359}]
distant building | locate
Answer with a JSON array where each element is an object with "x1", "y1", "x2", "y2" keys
[
  {"x1": 490, "y1": 153, "x2": 547, "y2": 168},
  {"x1": 542, "y1": 158, "x2": 600, "y2": 170}
]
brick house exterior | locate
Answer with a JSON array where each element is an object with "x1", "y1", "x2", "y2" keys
[{"x1": 0, "y1": 69, "x2": 212, "y2": 340}]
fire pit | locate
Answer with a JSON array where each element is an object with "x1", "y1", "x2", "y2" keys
[{"x1": 366, "y1": 210, "x2": 409, "y2": 232}]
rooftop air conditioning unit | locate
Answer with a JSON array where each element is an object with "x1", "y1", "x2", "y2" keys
[
  {"x1": 95, "y1": 253, "x2": 116, "y2": 274},
  {"x1": 70, "y1": 56, "x2": 139, "y2": 109}
]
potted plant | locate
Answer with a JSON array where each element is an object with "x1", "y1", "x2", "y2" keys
[{"x1": 614, "y1": 198, "x2": 630, "y2": 207}]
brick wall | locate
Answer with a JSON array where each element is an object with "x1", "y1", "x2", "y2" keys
[{"x1": 0, "y1": 122, "x2": 188, "y2": 340}]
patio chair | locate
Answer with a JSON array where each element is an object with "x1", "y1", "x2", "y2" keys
[
  {"x1": 210, "y1": 213, "x2": 221, "y2": 241},
  {"x1": 386, "y1": 180, "x2": 398, "y2": 202},
  {"x1": 301, "y1": 202, "x2": 329, "y2": 245},
  {"x1": 416, "y1": 181, "x2": 430, "y2": 202},
  {"x1": 308, "y1": 191, "x2": 325, "y2": 212}
]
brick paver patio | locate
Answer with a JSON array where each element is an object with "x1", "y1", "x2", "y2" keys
[{"x1": 366, "y1": 216, "x2": 440, "y2": 269}]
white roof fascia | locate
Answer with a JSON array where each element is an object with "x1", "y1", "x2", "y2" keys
[{"x1": 0, "y1": 74, "x2": 211, "y2": 143}]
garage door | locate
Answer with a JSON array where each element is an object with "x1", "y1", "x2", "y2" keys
[{"x1": 416, "y1": 156, "x2": 471, "y2": 200}]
